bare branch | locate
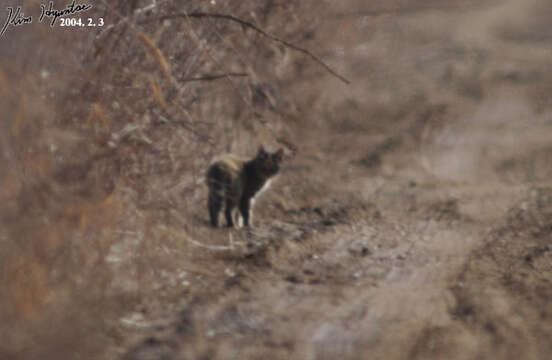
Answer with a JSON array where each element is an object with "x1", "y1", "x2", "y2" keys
[
  {"x1": 333, "y1": 4, "x2": 480, "y2": 19},
  {"x1": 180, "y1": 72, "x2": 248, "y2": 82},
  {"x1": 158, "y1": 12, "x2": 351, "y2": 85}
]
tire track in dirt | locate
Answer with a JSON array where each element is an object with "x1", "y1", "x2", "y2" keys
[{"x1": 410, "y1": 187, "x2": 552, "y2": 360}]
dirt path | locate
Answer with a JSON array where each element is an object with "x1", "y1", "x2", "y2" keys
[
  {"x1": 113, "y1": 1, "x2": 552, "y2": 359},
  {"x1": 118, "y1": 149, "x2": 543, "y2": 360}
]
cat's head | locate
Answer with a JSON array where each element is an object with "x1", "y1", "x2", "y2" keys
[{"x1": 254, "y1": 145, "x2": 284, "y2": 177}]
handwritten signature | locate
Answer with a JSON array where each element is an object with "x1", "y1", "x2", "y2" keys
[
  {"x1": 1, "y1": 7, "x2": 32, "y2": 37},
  {"x1": 40, "y1": 0, "x2": 92, "y2": 26},
  {"x1": 1, "y1": 1, "x2": 92, "y2": 37}
]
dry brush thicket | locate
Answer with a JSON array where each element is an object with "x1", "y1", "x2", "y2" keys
[{"x1": 1, "y1": 1, "x2": 321, "y2": 358}]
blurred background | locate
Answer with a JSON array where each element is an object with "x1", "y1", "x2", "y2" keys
[{"x1": 2, "y1": 0, "x2": 552, "y2": 359}]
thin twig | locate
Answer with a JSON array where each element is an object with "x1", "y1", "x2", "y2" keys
[
  {"x1": 159, "y1": 12, "x2": 351, "y2": 85},
  {"x1": 98, "y1": 1, "x2": 214, "y2": 143},
  {"x1": 181, "y1": 72, "x2": 248, "y2": 82},
  {"x1": 96, "y1": 0, "x2": 169, "y2": 40},
  {"x1": 333, "y1": 4, "x2": 479, "y2": 19},
  {"x1": 180, "y1": 11, "x2": 260, "y2": 124}
]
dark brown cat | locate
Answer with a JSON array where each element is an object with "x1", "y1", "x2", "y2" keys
[{"x1": 206, "y1": 146, "x2": 284, "y2": 227}]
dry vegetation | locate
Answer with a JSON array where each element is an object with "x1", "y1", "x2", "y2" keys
[{"x1": 2, "y1": 0, "x2": 552, "y2": 359}]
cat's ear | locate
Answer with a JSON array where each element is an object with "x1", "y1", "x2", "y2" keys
[
  {"x1": 274, "y1": 148, "x2": 284, "y2": 161},
  {"x1": 258, "y1": 145, "x2": 267, "y2": 155}
]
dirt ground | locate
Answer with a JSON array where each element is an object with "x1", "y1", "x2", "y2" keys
[
  {"x1": 3, "y1": 1, "x2": 552, "y2": 359},
  {"x1": 128, "y1": 2, "x2": 552, "y2": 360},
  {"x1": 118, "y1": 2, "x2": 552, "y2": 359}
]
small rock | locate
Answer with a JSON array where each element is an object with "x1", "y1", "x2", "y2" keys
[{"x1": 225, "y1": 268, "x2": 236, "y2": 277}]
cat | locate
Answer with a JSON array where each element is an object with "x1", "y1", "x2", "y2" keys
[{"x1": 206, "y1": 146, "x2": 284, "y2": 227}]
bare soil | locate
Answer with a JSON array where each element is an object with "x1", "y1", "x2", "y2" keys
[{"x1": 120, "y1": 2, "x2": 552, "y2": 359}]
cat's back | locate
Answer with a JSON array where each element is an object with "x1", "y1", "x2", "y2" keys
[{"x1": 206, "y1": 154, "x2": 247, "y2": 182}]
